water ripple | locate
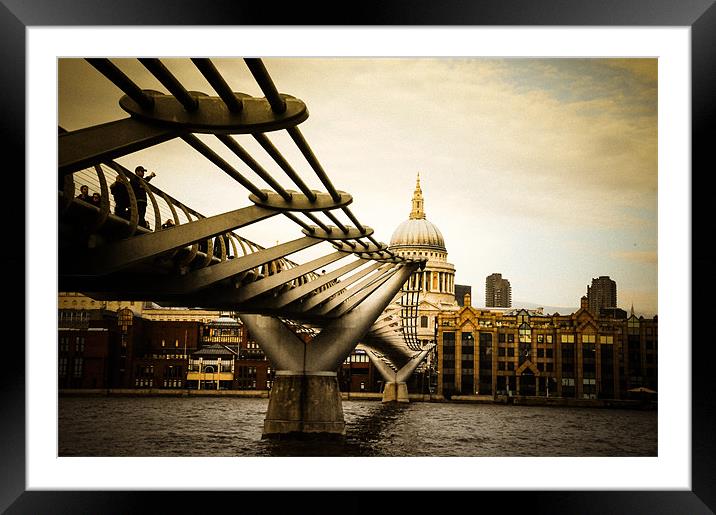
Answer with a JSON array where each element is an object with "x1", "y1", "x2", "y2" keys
[{"x1": 58, "y1": 397, "x2": 657, "y2": 457}]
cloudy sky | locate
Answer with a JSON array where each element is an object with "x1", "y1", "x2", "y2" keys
[{"x1": 59, "y1": 57, "x2": 658, "y2": 316}]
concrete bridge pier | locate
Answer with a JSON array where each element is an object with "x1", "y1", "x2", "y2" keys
[
  {"x1": 262, "y1": 371, "x2": 345, "y2": 436},
  {"x1": 381, "y1": 381, "x2": 410, "y2": 403},
  {"x1": 368, "y1": 347, "x2": 432, "y2": 403},
  {"x1": 240, "y1": 264, "x2": 417, "y2": 438}
]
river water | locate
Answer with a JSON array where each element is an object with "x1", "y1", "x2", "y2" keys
[{"x1": 58, "y1": 396, "x2": 657, "y2": 457}]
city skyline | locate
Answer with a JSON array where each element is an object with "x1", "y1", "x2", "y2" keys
[{"x1": 58, "y1": 57, "x2": 658, "y2": 316}]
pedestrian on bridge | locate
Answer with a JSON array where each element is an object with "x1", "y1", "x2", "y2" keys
[
  {"x1": 130, "y1": 165, "x2": 156, "y2": 229},
  {"x1": 76, "y1": 185, "x2": 91, "y2": 203},
  {"x1": 110, "y1": 175, "x2": 130, "y2": 220}
]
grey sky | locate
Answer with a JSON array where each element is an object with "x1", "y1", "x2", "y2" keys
[{"x1": 59, "y1": 57, "x2": 658, "y2": 315}]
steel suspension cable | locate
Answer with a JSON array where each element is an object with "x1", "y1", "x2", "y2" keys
[
  {"x1": 181, "y1": 134, "x2": 268, "y2": 201},
  {"x1": 244, "y1": 58, "x2": 287, "y2": 113},
  {"x1": 191, "y1": 58, "x2": 243, "y2": 113},
  {"x1": 139, "y1": 58, "x2": 199, "y2": 111},
  {"x1": 252, "y1": 134, "x2": 317, "y2": 201},
  {"x1": 215, "y1": 134, "x2": 292, "y2": 201},
  {"x1": 85, "y1": 58, "x2": 155, "y2": 110}
]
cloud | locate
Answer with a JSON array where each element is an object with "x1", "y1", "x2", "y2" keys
[{"x1": 612, "y1": 250, "x2": 658, "y2": 265}]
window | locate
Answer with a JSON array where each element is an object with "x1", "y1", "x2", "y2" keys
[
  {"x1": 420, "y1": 316, "x2": 429, "y2": 328},
  {"x1": 628, "y1": 317, "x2": 640, "y2": 336},
  {"x1": 72, "y1": 358, "x2": 83, "y2": 378},
  {"x1": 59, "y1": 357, "x2": 68, "y2": 377},
  {"x1": 599, "y1": 335, "x2": 614, "y2": 344},
  {"x1": 546, "y1": 335, "x2": 553, "y2": 343},
  {"x1": 561, "y1": 334, "x2": 575, "y2": 343},
  {"x1": 443, "y1": 331, "x2": 455, "y2": 372},
  {"x1": 582, "y1": 334, "x2": 596, "y2": 344},
  {"x1": 75, "y1": 336, "x2": 84, "y2": 352},
  {"x1": 518, "y1": 323, "x2": 531, "y2": 343},
  {"x1": 537, "y1": 334, "x2": 544, "y2": 343}
]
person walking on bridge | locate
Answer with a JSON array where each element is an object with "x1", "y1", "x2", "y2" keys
[{"x1": 130, "y1": 165, "x2": 156, "y2": 229}]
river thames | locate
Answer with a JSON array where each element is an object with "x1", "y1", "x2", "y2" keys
[{"x1": 58, "y1": 396, "x2": 657, "y2": 457}]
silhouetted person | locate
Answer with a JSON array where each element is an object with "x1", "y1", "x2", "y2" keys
[
  {"x1": 130, "y1": 165, "x2": 156, "y2": 228},
  {"x1": 109, "y1": 175, "x2": 129, "y2": 220},
  {"x1": 91, "y1": 192, "x2": 101, "y2": 207},
  {"x1": 110, "y1": 176, "x2": 130, "y2": 220},
  {"x1": 161, "y1": 219, "x2": 175, "y2": 229},
  {"x1": 76, "y1": 185, "x2": 91, "y2": 203}
]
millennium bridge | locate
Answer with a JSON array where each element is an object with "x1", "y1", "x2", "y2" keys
[{"x1": 59, "y1": 58, "x2": 432, "y2": 437}]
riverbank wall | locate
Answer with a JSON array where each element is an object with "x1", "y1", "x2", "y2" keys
[{"x1": 59, "y1": 389, "x2": 654, "y2": 409}]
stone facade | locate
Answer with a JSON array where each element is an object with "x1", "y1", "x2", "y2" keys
[{"x1": 436, "y1": 297, "x2": 657, "y2": 400}]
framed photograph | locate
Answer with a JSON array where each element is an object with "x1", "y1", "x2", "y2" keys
[{"x1": 5, "y1": 0, "x2": 712, "y2": 512}]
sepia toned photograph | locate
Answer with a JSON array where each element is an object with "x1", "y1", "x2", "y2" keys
[{"x1": 57, "y1": 56, "x2": 658, "y2": 459}]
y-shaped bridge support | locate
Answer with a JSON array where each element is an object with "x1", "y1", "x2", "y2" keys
[
  {"x1": 368, "y1": 347, "x2": 433, "y2": 403},
  {"x1": 240, "y1": 263, "x2": 417, "y2": 438}
]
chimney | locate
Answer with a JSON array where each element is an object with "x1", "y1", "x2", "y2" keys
[
  {"x1": 464, "y1": 292, "x2": 471, "y2": 307},
  {"x1": 580, "y1": 296, "x2": 588, "y2": 309}
]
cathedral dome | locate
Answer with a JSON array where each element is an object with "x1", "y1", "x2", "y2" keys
[
  {"x1": 388, "y1": 173, "x2": 446, "y2": 253},
  {"x1": 390, "y1": 218, "x2": 446, "y2": 251}
]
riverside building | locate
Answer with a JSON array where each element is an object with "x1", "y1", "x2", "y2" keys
[{"x1": 436, "y1": 295, "x2": 657, "y2": 400}]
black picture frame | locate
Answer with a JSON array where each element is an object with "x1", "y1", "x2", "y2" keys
[{"x1": 3, "y1": 1, "x2": 713, "y2": 513}]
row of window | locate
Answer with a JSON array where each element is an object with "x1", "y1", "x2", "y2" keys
[
  {"x1": 163, "y1": 380, "x2": 183, "y2": 388},
  {"x1": 343, "y1": 353, "x2": 370, "y2": 364},
  {"x1": 58, "y1": 357, "x2": 83, "y2": 378},
  {"x1": 147, "y1": 353, "x2": 188, "y2": 359},
  {"x1": 59, "y1": 311, "x2": 89, "y2": 321},
  {"x1": 447, "y1": 332, "x2": 616, "y2": 345},
  {"x1": 59, "y1": 336, "x2": 85, "y2": 352},
  {"x1": 206, "y1": 328, "x2": 240, "y2": 337}
]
